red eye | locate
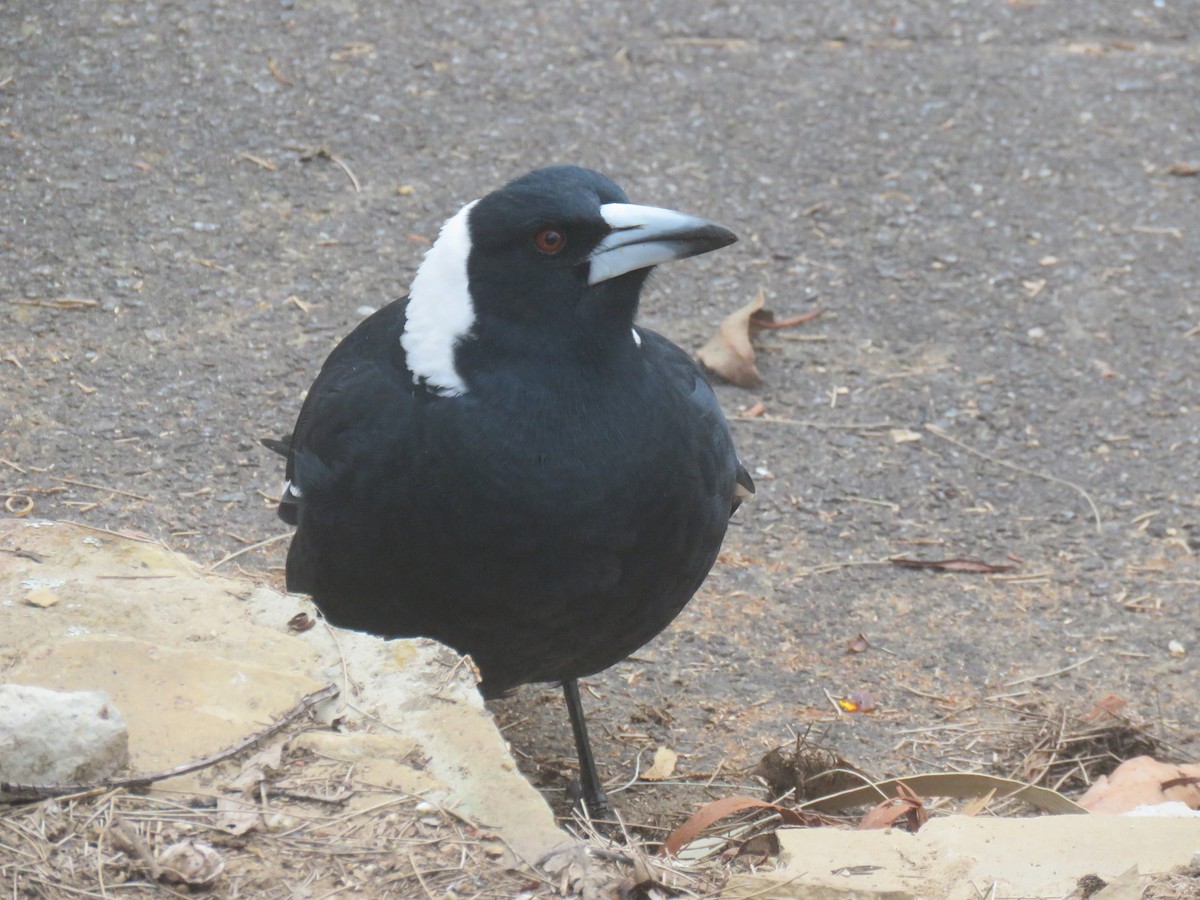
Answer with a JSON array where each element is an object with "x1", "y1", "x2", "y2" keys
[{"x1": 534, "y1": 228, "x2": 566, "y2": 254}]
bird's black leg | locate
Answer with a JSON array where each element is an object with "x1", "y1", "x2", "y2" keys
[{"x1": 563, "y1": 678, "x2": 613, "y2": 821}]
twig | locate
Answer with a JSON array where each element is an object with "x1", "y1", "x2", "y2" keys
[
  {"x1": 731, "y1": 415, "x2": 893, "y2": 430},
  {"x1": 924, "y1": 424, "x2": 1102, "y2": 532},
  {"x1": 207, "y1": 531, "x2": 293, "y2": 571},
  {"x1": 1004, "y1": 656, "x2": 1095, "y2": 687},
  {"x1": 1, "y1": 683, "x2": 339, "y2": 799},
  {"x1": 52, "y1": 477, "x2": 152, "y2": 502},
  {"x1": 299, "y1": 147, "x2": 361, "y2": 193},
  {"x1": 61, "y1": 521, "x2": 159, "y2": 543}
]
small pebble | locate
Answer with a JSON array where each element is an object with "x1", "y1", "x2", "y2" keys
[{"x1": 25, "y1": 588, "x2": 60, "y2": 608}]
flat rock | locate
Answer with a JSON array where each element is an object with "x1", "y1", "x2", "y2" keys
[
  {"x1": 0, "y1": 683, "x2": 129, "y2": 785},
  {"x1": 0, "y1": 520, "x2": 570, "y2": 865},
  {"x1": 726, "y1": 814, "x2": 1200, "y2": 899}
]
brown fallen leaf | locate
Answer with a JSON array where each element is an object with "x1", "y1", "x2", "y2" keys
[
  {"x1": 847, "y1": 633, "x2": 871, "y2": 654},
  {"x1": 889, "y1": 556, "x2": 1017, "y2": 574},
  {"x1": 157, "y1": 841, "x2": 225, "y2": 886},
  {"x1": 858, "y1": 782, "x2": 927, "y2": 832},
  {"x1": 1167, "y1": 161, "x2": 1199, "y2": 177},
  {"x1": 1078, "y1": 756, "x2": 1200, "y2": 813},
  {"x1": 640, "y1": 746, "x2": 678, "y2": 782},
  {"x1": 696, "y1": 290, "x2": 766, "y2": 387},
  {"x1": 1081, "y1": 693, "x2": 1128, "y2": 723},
  {"x1": 750, "y1": 307, "x2": 824, "y2": 330},
  {"x1": 696, "y1": 290, "x2": 822, "y2": 388},
  {"x1": 660, "y1": 796, "x2": 812, "y2": 857}
]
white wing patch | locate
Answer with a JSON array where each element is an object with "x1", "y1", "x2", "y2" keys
[
  {"x1": 401, "y1": 199, "x2": 479, "y2": 397},
  {"x1": 632, "y1": 328, "x2": 642, "y2": 347}
]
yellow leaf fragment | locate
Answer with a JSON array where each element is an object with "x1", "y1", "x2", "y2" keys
[{"x1": 641, "y1": 746, "x2": 679, "y2": 782}]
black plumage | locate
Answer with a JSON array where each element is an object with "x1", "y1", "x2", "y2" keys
[{"x1": 266, "y1": 166, "x2": 750, "y2": 816}]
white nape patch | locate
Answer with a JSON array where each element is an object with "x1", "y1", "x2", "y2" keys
[
  {"x1": 400, "y1": 199, "x2": 479, "y2": 397},
  {"x1": 631, "y1": 328, "x2": 642, "y2": 347}
]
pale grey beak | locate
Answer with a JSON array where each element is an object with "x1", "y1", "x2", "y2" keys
[{"x1": 587, "y1": 203, "x2": 737, "y2": 286}]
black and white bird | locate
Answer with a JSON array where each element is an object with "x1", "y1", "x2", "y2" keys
[{"x1": 265, "y1": 166, "x2": 751, "y2": 818}]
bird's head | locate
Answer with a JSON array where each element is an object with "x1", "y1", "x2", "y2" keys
[{"x1": 401, "y1": 166, "x2": 737, "y2": 397}]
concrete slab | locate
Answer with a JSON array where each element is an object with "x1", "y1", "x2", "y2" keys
[{"x1": 728, "y1": 814, "x2": 1200, "y2": 899}]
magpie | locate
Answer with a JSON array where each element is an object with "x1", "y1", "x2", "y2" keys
[{"x1": 265, "y1": 166, "x2": 752, "y2": 818}]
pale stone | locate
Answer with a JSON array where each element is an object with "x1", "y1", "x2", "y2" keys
[
  {"x1": 0, "y1": 519, "x2": 571, "y2": 867},
  {"x1": 0, "y1": 683, "x2": 129, "y2": 786}
]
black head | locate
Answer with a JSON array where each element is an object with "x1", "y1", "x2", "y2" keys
[{"x1": 401, "y1": 166, "x2": 736, "y2": 394}]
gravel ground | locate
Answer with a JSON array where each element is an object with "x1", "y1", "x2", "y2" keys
[{"x1": 2, "y1": 0, "x2": 1198, "y2": 838}]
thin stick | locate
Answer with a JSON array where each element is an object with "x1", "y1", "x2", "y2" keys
[
  {"x1": 52, "y1": 477, "x2": 152, "y2": 502},
  {"x1": 1, "y1": 683, "x2": 338, "y2": 799},
  {"x1": 1004, "y1": 656, "x2": 1095, "y2": 687},
  {"x1": 925, "y1": 424, "x2": 1102, "y2": 532},
  {"x1": 207, "y1": 531, "x2": 292, "y2": 571},
  {"x1": 61, "y1": 520, "x2": 158, "y2": 543},
  {"x1": 328, "y1": 153, "x2": 361, "y2": 193},
  {"x1": 731, "y1": 415, "x2": 893, "y2": 430}
]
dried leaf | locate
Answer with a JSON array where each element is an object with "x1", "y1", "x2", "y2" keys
[
  {"x1": 214, "y1": 796, "x2": 262, "y2": 835},
  {"x1": 889, "y1": 556, "x2": 1017, "y2": 574},
  {"x1": 1167, "y1": 161, "x2": 1200, "y2": 177},
  {"x1": 288, "y1": 612, "x2": 315, "y2": 633},
  {"x1": 847, "y1": 634, "x2": 871, "y2": 654},
  {"x1": 960, "y1": 788, "x2": 997, "y2": 818},
  {"x1": 1078, "y1": 756, "x2": 1200, "y2": 813},
  {"x1": 743, "y1": 401, "x2": 766, "y2": 418},
  {"x1": 749, "y1": 307, "x2": 823, "y2": 330},
  {"x1": 641, "y1": 746, "x2": 678, "y2": 782},
  {"x1": 858, "y1": 782, "x2": 927, "y2": 832},
  {"x1": 157, "y1": 841, "x2": 225, "y2": 886},
  {"x1": 1082, "y1": 693, "x2": 1128, "y2": 723},
  {"x1": 660, "y1": 796, "x2": 810, "y2": 857},
  {"x1": 889, "y1": 428, "x2": 922, "y2": 444},
  {"x1": 808, "y1": 772, "x2": 1087, "y2": 815},
  {"x1": 697, "y1": 292, "x2": 822, "y2": 388},
  {"x1": 696, "y1": 290, "x2": 766, "y2": 388}
]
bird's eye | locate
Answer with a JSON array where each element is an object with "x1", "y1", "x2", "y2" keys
[{"x1": 533, "y1": 227, "x2": 567, "y2": 254}]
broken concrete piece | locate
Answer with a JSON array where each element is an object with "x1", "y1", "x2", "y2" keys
[
  {"x1": 0, "y1": 520, "x2": 571, "y2": 867},
  {"x1": 0, "y1": 683, "x2": 129, "y2": 786},
  {"x1": 725, "y1": 814, "x2": 1200, "y2": 900}
]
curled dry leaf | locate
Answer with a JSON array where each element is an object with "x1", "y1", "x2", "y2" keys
[
  {"x1": 696, "y1": 290, "x2": 822, "y2": 388},
  {"x1": 847, "y1": 633, "x2": 871, "y2": 654},
  {"x1": 287, "y1": 612, "x2": 315, "y2": 633},
  {"x1": 157, "y1": 841, "x2": 225, "y2": 886},
  {"x1": 858, "y1": 782, "x2": 928, "y2": 832},
  {"x1": 215, "y1": 795, "x2": 262, "y2": 836},
  {"x1": 640, "y1": 746, "x2": 678, "y2": 782},
  {"x1": 660, "y1": 795, "x2": 811, "y2": 857},
  {"x1": 696, "y1": 289, "x2": 766, "y2": 388}
]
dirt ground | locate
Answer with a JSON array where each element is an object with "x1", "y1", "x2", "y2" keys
[{"x1": 3, "y1": 0, "x2": 1199, "y2": 864}]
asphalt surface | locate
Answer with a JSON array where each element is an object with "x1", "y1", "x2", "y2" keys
[{"x1": 3, "y1": 0, "x2": 1198, "y2": 829}]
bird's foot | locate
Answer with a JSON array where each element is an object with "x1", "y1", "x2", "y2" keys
[{"x1": 565, "y1": 779, "x2": 616, "y2": 829}]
